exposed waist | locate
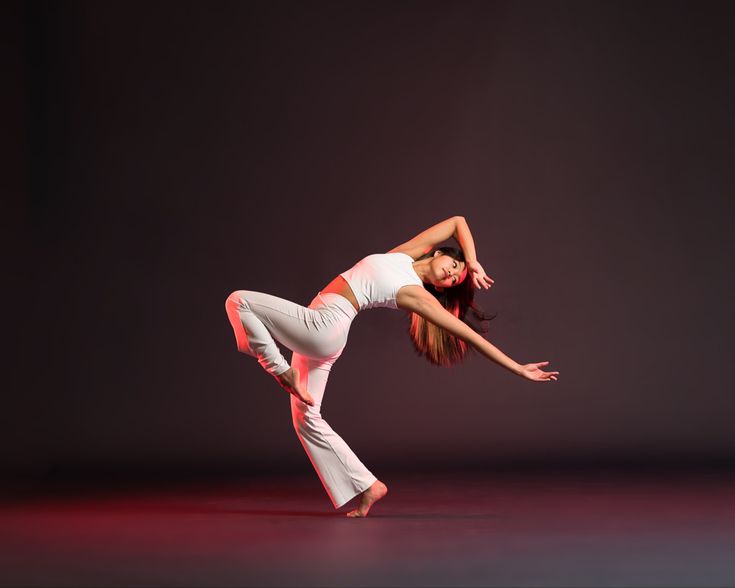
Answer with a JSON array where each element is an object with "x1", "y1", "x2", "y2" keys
[{"x1": 320, "y1": 274, "x2": 361, "y2": 313}]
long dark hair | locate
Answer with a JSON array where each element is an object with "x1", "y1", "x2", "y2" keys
[{"x1": 405, "y1": 246, "x2": 497, "y2": 367}]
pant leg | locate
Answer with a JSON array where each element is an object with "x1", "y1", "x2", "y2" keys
[
  {"x1": 290, "y1": 351, "x2": 378, "y2": 509},
  {"x1": 226, "y1": 289, "x2": 374, "y2": 508},
  {"x1": 225, "y1": 290, "x2": 345, "y2": 376}
]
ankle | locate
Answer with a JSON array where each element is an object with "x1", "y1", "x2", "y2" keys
[{"x1": 274, "y1": 367, "x2": 293, "y2": 381}]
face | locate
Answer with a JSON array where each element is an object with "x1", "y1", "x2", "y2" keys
[{"x1": 430, "y1": 251, "x2": 468, "y2": 291}]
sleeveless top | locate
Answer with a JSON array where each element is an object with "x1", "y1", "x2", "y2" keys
[{"x1": 339, "y1": 252, "x2": 424, "y2": 311}]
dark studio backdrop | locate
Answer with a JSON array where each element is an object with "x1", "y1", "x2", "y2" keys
[{"x1": 5, "y1": 0, "x2": 734, "y2": 483}]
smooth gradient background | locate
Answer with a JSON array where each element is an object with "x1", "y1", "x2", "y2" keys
[{"x1": 7, "y1": 0, "x2": 734, "y2": 481}]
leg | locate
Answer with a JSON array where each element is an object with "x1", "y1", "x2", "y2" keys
[
  {"x1": 225, "y1": 289, "x2": 341, "y2": 405},
  {"x1": 225, "y1": 290, "x2": 290, "y2": 376},
  {"x1": 225, "y1": 290, "x2": 347, "y2": 376},
  {"x1": 227, "y1": 290, "x2": 384, "y2": 512},
  {"x1": 291, "y1": 352, "x2": 386, "y2": 513}
]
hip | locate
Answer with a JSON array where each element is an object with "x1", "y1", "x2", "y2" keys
[{"x1": 309, "y1": 291, "x2": 359, "y2": 323}]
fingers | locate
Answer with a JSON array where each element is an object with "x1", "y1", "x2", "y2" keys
[
  {"x1": 469, "y1": 268, "x2": 494, "y2": 290},
  {"x1": 529, "y1": 361, "x2": 560, "y2": 382},
  {"x1": 475, "y1": 275, "x2": 494, "y2": 290}
]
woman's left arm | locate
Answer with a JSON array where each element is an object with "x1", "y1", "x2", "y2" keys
[
  {"x1": 454, "y1": 217, "x2": 494, "y2": 290},
  {"x1": 397, "y1": 286, "x2": 559, "y2": 381}
]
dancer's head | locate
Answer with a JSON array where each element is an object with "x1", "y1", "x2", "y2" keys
[
  {"x1": 405, "y1": 246, "x2": 496, "y2": 367},
  {"x1": 423, "y1": 249, "x2": 469, "y2": 291}
]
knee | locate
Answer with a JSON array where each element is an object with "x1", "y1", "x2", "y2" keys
[
  {"x1": 225, "y1": 291, "x2": 253, "y2": 354},
  {"x1": 225, "y1": 290, "x2": 249, "y2": 313}
]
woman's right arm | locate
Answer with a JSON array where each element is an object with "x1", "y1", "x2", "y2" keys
[
  {"x1": 387, "y1": 216, "x2": 463, "y2": 259},
  {"x1": 397, "y1": 286, "x2": 559, "y2": 381}
]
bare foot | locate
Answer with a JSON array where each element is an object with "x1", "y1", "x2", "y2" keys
[
  {"x1": 345, "y1": 480, "x2": 388, "y2": 518},
  {"x1": 275, "y1": 367, "x2": 315, "y2": 406}
]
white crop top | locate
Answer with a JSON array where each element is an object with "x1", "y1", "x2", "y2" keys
[{"x1": 339, "y1": 252, "x2": 424, "y2": 311}]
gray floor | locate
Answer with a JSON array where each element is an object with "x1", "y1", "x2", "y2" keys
[{"x1": 1, "y1": 469, "x2": 733, "y2": 587}]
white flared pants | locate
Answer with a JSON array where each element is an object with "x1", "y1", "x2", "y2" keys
[{"x1": 224, "y1": 289, "x2": 377, "y2": 509}]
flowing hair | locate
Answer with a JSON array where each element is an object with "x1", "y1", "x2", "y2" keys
[{"x1": 405, "y1": 247, "x2": 497, "y2": 367}]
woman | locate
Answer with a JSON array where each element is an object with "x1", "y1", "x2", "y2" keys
[{"x1": 225, "y1": 215, "x2": 559, "y2": 518}]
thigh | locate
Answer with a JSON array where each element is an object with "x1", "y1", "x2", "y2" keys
[{"x1": 239, "y1": 290, "x2": 345, "y2": 360}]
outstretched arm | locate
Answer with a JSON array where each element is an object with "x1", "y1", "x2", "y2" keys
[{"x1": 396, "y1": 286, "x2": 559, "y2": 381}]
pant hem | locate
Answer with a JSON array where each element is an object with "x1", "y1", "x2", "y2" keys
[
  {"x1": 332, "y1": 474, "x2": 379, "y2": 509},
  {"x1": 271, "y1": 363, "x2": 291, "y2": 377}
]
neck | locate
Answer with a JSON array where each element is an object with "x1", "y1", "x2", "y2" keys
[{"x1": 412, "y1": 258, "x2": 433, "y2": 284}]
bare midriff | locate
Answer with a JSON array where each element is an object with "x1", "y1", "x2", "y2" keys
[{"x1": 320, "y1": 275, "x2": 360, "y2": 313}]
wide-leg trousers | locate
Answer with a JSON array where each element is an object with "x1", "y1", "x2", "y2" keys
[{"x1": 224, "y1": 289, "x2": 377, "y2": 509}]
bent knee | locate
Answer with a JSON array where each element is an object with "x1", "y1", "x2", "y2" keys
[{"x1": 225, "y1": 290, "x2": 248, "y2": 312}]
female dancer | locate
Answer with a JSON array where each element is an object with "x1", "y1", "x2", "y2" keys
[{"x1": 225, "y1": 216, "x2": 559, "y2": 517}]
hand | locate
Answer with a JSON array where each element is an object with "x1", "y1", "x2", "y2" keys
[
  {"x1": 466, "y1": 260, "x2": 494, "y2": 290},
  {"x1": 518, "y1": 361, "x2": 559, "y2": 382}
]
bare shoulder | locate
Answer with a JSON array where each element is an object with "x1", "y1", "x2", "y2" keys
[{"x1": 395, "y1": 284, "x2": 432, "y2": 312}]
